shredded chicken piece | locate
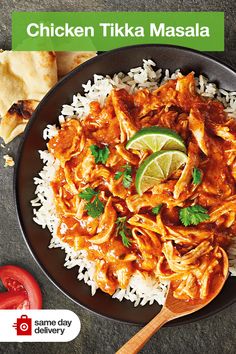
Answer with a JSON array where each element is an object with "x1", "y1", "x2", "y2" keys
[
  {"x1": 111, "y1": 89, "x2": 138, "y2": 142},
  {"x1": 89, "y1": 197, "x2": 116, "y2": 244},
  {"x1": 173, "y1": 141, "x2": 199, "y2": 199},
  {"x1": 189, "y1": 108, "x2": 209, "y2": 155}
]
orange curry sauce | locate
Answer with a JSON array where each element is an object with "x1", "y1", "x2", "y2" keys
[{"x1": 47, "y1": 73, "x2": 234, "y2": 300}]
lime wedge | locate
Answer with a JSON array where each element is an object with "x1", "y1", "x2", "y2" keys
[
  {"x1": 126, "y1": 127, "x2": 186, "y2": 153},
  {"x1": 135, "y1": 150, "x2": 188, "y2": 194}
]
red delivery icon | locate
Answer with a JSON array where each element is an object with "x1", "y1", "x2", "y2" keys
[{"x1": 13, "y1": 315, "x2": 32, "y2": 335}]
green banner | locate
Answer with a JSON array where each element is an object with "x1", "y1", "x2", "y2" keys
[{"x1": 12, "y1": 12, "x2": 224, "y2": 51}]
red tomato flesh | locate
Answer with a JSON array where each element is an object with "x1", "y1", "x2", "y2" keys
[
  {"x1": 0, "y1": 265, "x2": 42, "y2": 309},
  {"x1": 0, "y1": 291, "x2": 28, "y2": 309}
]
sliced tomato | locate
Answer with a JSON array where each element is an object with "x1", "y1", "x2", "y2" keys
[
  {"x1": 0, "y1": 291, "x2": 28, "y2": 309},
  {"x1": 0, "y1": 265, "x2": 42, "y2": 309}
]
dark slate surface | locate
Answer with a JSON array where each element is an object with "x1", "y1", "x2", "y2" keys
[{"x1": 0, "y1": 1, "x2": 235, "y2": 353}]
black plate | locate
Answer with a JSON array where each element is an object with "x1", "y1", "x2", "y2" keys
[{"x1": 14, "y1": 44, "x2": 236, "y2": 326}]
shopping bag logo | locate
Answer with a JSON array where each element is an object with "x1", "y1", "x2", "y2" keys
[{"x1": 13, "y1": 315, "x2": 32, "y2": 335}]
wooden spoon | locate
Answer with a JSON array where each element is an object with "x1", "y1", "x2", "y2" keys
[{"x1": 117, "y1": 248, "x2": 228, "y2": 354}]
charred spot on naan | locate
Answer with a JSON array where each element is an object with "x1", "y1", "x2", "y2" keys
[
  {"x1": 0, "y1": 100, "x2": 39, "y2": 144},
  {"x1": 8, "y1": 100, "x2": 38, "y2": 120}
]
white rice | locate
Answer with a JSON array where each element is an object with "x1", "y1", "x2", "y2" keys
[{"x1": 31, "y1": 60, "x2": 236, "y2": 306}]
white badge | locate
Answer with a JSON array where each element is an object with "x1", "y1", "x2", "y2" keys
[{"x1": 0, "y1": 310, "x2": 81, "y2": 342}]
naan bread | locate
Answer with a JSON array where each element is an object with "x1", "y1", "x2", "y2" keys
[
  {"x1": 0, "y1": 51, "x2": 57, "y2": 117},
  {"x1": 56, "y1": 51, "x2": 97, "y2": 77},
  {"x1": 0, "y1": 50, "x2": 97, "y2": 144},
  {"x1": 0, "y1": 100, "x2": 39, "y2": 144}
]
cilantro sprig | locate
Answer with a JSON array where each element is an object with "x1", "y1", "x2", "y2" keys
[
  {"x1": 79, "y1": 188, "x2": 97, "y2": 201},
  {"x1": 90, "y1": 144, "x2": 110, "y2": 164},
  {"x1": 85, "y1": 196, "x2": 104, "y2": 218},
  {"x1": 152, "y1": 204, "x2": 163, "y2": 215},
  {"x1": 115, "y1": 217, "x2": 132, "y2": 247},
  {"x1": 114, "y1": 163, "x2": 132, "y2": 188},
  {"x1": 179, "y1": 205, "x2": 210, "y2": 227},
  {"x1": 192, "y1": 167, "x2": 202, "y2": 185},
  {"x1": 79, "y1": 188, "x2": 104, "y2": 218}
]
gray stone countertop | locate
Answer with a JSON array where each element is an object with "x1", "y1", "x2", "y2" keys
[{"x1": 0, "y1": 1, "x2": 236, "y2": 353}]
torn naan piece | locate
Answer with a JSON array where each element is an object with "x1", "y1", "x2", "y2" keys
[
  {"x1": 0, "y1": 51, "x2": 98, "y2": 144},
  {"x1": 0, "y1": 51, "x2": 57, "y2": 117},
  {"x1": 56, "y1": 51, "x2": 97, "y2": 78},
  {"x1": 0, "y1": 51, "x2": 57, "y2": 143},
  {"x1": 0, "y1": 100, "x2": 38, "y2": 144}
]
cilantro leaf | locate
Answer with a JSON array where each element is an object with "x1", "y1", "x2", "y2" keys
[
  {"x1": 114, "y1": 164, "x2": 132, "y2": 188},
  {"x1": 114, "y1": 171, "x2": 123, "y2": 180},
  {"x1": 79, "y1": 187, "x2": 97, "y2": 201},
  {"x1": 152, "y1": 204, "x2": 163, "y2": 215},
  {"x1": 85, "y1": 195, "x2": 104, "y2": 218},
  {"x1": 179, "y1": 205, "x2": 210, "y2": 226},
  {"x1": 120, "y1": 230, "x2": 131, "y2": 248},
  {"x1": 192, "y1": 167, "x2": 202, "y2": 185},
  {"x1": 123, "y1": 168, "x2": 132, "y2": 188},
  {"x1": 79, "y1": 188, "x2": 104, "y2": 218},
  {"x1": 116, "y1": 216, "x2": 131, "y2": 247},
  {"x1": 90, "y1": 145, "x2": 110, "y2": 164}
]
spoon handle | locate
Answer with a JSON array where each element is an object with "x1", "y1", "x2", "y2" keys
[{"x1": 116, "y1": 307, "x2": 173, "y2": 354}]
